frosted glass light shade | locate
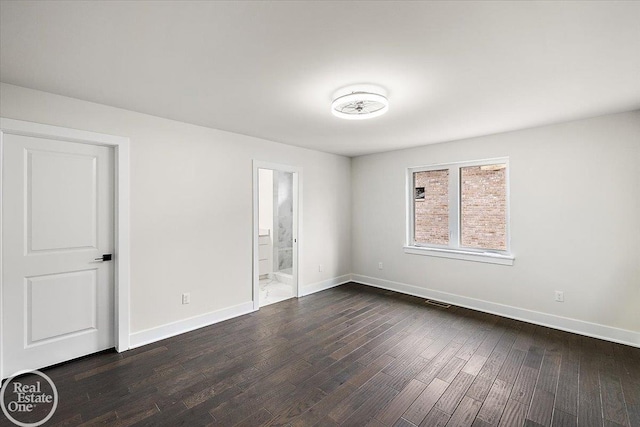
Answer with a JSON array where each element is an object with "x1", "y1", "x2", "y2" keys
[{"x1": 331, "y1": 91, "x2": 389, "y2": 120}]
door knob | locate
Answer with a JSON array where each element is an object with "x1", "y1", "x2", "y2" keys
[{"x1": 95, "y1": 254, "x2": 113, "y2": 261}]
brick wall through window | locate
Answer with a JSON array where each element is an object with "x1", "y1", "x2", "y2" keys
[
  {"x1": 414, "y1": 169, "x2": 449, "y2": 245},
  {"x1": 460, "y1": 165, "x2": 507, "y2": 250}
]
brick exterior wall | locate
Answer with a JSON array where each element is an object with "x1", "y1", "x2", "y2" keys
[
  {"x1": 414, "y1": 169, "x2": 449, "y2": 244},
  {"x1": 460, "y1": 165, "x2": 507, "y2": 250}
]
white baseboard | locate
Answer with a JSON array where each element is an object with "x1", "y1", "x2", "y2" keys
[
  {"x1": 129, "y1": 301, "x2": 255, "y2": 349},
  {"x1": 128, "y1": 274, "x2": 640, "y2": 350},
  {"x1": 351, "y1": 274, "x2": 640, "y2": 348},
  {"x1": 300, "y1": 274, "x2": 352, "y2": 296},
  {"x1": 129, "y1": 274, "x2": 351, "y2": 349}
]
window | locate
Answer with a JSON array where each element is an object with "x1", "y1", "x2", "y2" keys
[
  {"x1": 413, "y1": 169, "x2": 449, "y2": 245},
  {"x1": 406, "y1": 158, "x2": 513, "y2": 265}
]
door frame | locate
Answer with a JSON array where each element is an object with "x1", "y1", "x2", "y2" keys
[
  {"x1": 252, "y1": 160, "x2": 302, "y2": 310},
  {"x1": 0, "y1": 118, "x2": 131, "y2": 379}
]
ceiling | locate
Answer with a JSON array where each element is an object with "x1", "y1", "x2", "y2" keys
[{"x1": 1, "y1": 1, "x2": 639, "y2": 157}]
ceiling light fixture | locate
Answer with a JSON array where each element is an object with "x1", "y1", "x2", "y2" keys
[{"x1": 331, "y1": 87, "x2": 389, "y2": 120}]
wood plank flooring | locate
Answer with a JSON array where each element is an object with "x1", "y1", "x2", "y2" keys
[{"x1": 24, "y1": 283, "x2": 640, "y2": 426}]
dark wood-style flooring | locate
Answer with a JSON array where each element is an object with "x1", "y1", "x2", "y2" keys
[{"x1": 29, "y1": 283, "x2": 640, "y2": 426}]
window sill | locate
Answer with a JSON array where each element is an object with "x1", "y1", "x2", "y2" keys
[{"x1": 403, "y1": 246, "x2": 515, "y2": 266}]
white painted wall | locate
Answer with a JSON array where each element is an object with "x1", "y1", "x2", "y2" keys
[
  {"x1": 0, "y1": 83, "x2": 352, "y2": 334},
  {"x1": 258, "y1": 169, "x2": 273, "y2": 233},
  {"x1": 352, "y1": 111, "x2": 640, "y2": 338},
  {"x1": 3, "y1": 82, "x2": 637, "y2": 347}
]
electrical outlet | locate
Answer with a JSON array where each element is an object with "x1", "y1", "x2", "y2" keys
[
  {"x1": 182, "y1": 293, "x2": 190, "y2": 304},
  {"x1": 318, "y1": 264, "x2": 323, "y2": 272},
  {"x1": 555, "y1": 291, "x2": 564, "y2": 302},
  {"x1": 378, "y1": 262, "x2": 383, "y2": 270}
]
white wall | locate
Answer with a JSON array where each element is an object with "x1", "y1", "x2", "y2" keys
[
  {"x1": 258, "y1": 169, "x2": 273, "y2": 233},
  {"x1": 0, "y1": 83, "x2": 352, "y2": 335},
  {"x1": 352, "y1": 111, "x2": 640, "y2": 342},
  {"x1": 3, "y1": 82, "x2": 638, "y2": 348}
]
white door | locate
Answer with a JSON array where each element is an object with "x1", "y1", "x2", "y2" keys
[{"x1": 2, "y1": 133, "x2": 114, "y2": 375}]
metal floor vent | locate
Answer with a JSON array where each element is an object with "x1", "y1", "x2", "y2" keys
[{"x1": 424, "y1": 299, "x2": 451, "y2": 309}]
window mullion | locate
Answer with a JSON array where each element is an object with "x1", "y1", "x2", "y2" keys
[
  {"x1": 408, "y1": 170, "x2": 416, "y2": 246},
  {"x1": 449, "y1": 166, "x2": 460, "y2": 249}
]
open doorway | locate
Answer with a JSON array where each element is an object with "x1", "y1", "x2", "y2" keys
[{"x1": 253, "y1": 162, "x2": 300, "y2": 309}]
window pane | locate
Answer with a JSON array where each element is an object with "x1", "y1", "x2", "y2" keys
[
  {"x1": 460, "y1": 164, "x2": 507, "y2": 250},
  {"x1": 414, "y1": 170, "x2": 449, "y2": 245}
]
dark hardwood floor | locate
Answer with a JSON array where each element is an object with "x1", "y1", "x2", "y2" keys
[{"x1": 25, "y1": 283, "x2": 640, "y2": 426}]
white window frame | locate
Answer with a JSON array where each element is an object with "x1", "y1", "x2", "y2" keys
[{"x1": 404, "y1": 157, "x2": 514, "y2": 266}]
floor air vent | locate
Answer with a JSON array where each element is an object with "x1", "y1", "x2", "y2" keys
[{"x1": 424, "y1": 299, "x2": 451, "y2": 309}]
